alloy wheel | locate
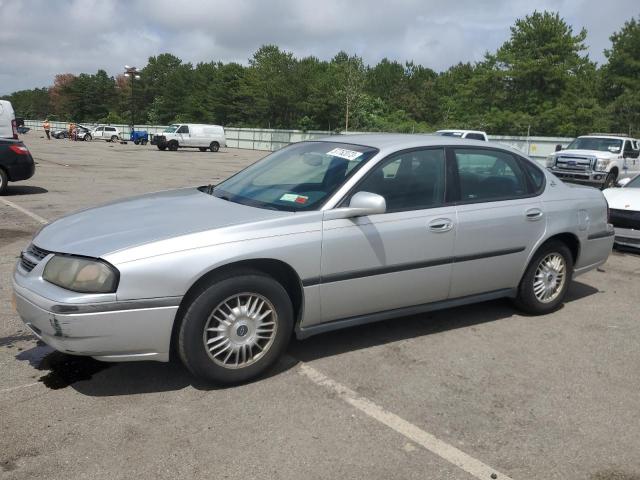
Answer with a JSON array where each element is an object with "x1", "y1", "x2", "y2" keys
[{"x1": 533, "y1": 253, "x2": 566, "y2": 303}]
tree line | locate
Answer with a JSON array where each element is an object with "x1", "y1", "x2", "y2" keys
[{"x1": 3, "y1": 11, "x2": 639, "y2": 137}]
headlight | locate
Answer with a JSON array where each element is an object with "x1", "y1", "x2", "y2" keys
[
  {"x1": 546, "y1": 154, "x2": 556, "y2": 168},
  {"x1": 595, "y1": 158, "x2": 610, "y2": 171},
  {"x1": 43, "y1": 255, "x2": 119, "y2": 293}
]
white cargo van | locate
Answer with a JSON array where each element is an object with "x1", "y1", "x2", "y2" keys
[
  {"x1": 153, "y1": 124, "x2": 226, "y2": 152},
  {"x1": 0, "y1": 100, "x2": 18, "y2": 140}
]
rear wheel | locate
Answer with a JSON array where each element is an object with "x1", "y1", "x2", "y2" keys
[
  {"x1": 0, "y1": 168, "x2": 8, "y2": 195},
  {"x1": 514, "y1": 241, "x2": 573, "y2": 315},
  {"x1": 168, "y1": 141, "x2": 179, "y2": 151},
  {"x1": 210, "y1": 141, "x2": 220, "y2": 152},
  {"x1": 178, "y1": 270, "x2": 293, "y2": 384}
]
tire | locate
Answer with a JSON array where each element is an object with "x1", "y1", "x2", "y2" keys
[
  {"x1": 157, "y1": 145, "x2": 167, "y2": 151},
  {"x1": 110, "y1": 135, "x2": 119, "y2": 143},
  {"x1": 168, "y1": 141, "x2": 179, "y2": 151},
  {"x1": 134, "y1": 139, "x2": 140, "y2": 145},
  {"x1": 0, "y1": 168, "x2": 8, "y2": 195},
  {"x1": 603, "y1": 171, "x2": 617, "y2": 190},
  {"x1": 84, "y1": 134, "x2": 92, "y2": 141},
  {"x1": 209, "y1": 141, "x2": 220, "y2": 152},
  {"x1": 141, "y1": 139, "x2": 148, "y2": 145},
  {"x1": 178, "y1": 269, "x2": 293, "y2": 384},
  {"x1": 513, "y1": 240, "x2": 574, "y2": 315},
  {"x1": 199, "y1": 147, "x2": 207, "y2": 152}
]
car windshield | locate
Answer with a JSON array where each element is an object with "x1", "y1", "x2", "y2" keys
[
  {"x1": 625, "y1": 176, "x2": 640, "y2": 188},
  {"x1": 163, "y1": 125, "x2": 178, "y2": 133},
  {"x1": 566, "y1": 137, "x2": 623, "y2": 153},
  {"x1": 212, "y1": 141, "x2": 378, "y2": 211}
]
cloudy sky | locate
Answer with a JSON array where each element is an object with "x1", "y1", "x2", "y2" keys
[{"x1": 0, "y1": 0, "x2": 637, "y2": 94}]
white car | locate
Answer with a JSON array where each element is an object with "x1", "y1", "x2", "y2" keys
[
  {"x1": 0, "y1": 100, "x2": 18, "y2": 140},
  {"x1": 89, "y1": 126, "x2": 120, "y2": 142},
  {"x1": 435, "y1": 129, "x2": 488, "y2": 141},
  {"x1": 603, "y1": 174, "x2": 640, "y2": 249},
  {"x1": 153, "y1": 124, "x2": 227, "y2": 152}
]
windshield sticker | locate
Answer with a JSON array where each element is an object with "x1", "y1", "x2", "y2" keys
[
  {"x1": 327, "y1": 147, "x2": 363, "y2": 161},
  {"x1": 280, "y1": 193, "x2": 308, "y2": 204}
]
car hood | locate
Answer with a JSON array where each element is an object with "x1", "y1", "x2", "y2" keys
[
  {"x1": 556, "y1": 149, "x2": 619, "y2": 159},
  {"x1": 33, "y1": 188, "x2": 289, "y2": 258},
  {"x1": 603, "y1": 188, "x2": 640, "y2": 210}
]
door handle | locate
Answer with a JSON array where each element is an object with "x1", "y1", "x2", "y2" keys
[
  {"x1": 428, "y1": 218, "x2": 453, "y2": 232},
  {"x1": 525, "y1": 208, "x2": 544, "y2": 221}
]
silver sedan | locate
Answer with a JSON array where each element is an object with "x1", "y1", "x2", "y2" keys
[{"x1": 13, "y1": 135, "x2": 614, "y2": 383}]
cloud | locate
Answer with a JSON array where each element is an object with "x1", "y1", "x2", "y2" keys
[{"x1": 0, "y1": 0, "x2": 637, "y2": 94}]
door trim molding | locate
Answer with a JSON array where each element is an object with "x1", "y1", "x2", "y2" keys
[{"x1": 302, "y1": 246, "x2": 525, "y2": 286}]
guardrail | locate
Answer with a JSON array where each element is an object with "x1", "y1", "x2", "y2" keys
[{"x1": 24, "y1": 119, "x2": 575, "y2": 164}]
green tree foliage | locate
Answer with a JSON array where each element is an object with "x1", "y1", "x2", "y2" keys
[{"x1": 3, "y1": 11, "x2": 639, "y2": 136}]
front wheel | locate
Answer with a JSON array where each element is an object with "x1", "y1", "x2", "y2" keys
[
  {"x1": 210, "y1": 141, "x2": 220, "y2": 152},
  {"x1": 110, "y1": 135, "x2": 119, "y2": 142},
  {"x1": 603, "y1": 172, "x2": 617, "y2": 190},
  {"x1": 513, "y1": 241, "x2": 573, "y2": 315},
  {"x1": 84, "y1": 134, "x2": 92, "y2": 141},
  {"x1": 178, "y1": 270, "x2": 293, "y2": 384},
  {"x1": 0, "y1": 168, "x2": 8, "y2": 195},
  {"x1": 157, "y1": 145, "x2": 167, "y2": 151}
]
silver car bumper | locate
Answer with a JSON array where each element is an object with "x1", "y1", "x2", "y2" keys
[
  {"x1": 613, "y1": 226, "x2": 640, "y2": 250},
  {"x1": 13, "y1": 273, "x2": 179, "y2": 362}
]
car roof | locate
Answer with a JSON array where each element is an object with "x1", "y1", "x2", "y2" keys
[
  {"x1": 435, "y1": 129, "x2": 486, "y2": 135},
  {"x1": 311, "y1": 133, "x2": 519, "y2": 155},
  {"x1": 578, "y1": 135, "x2": 629, "y2": 141}
]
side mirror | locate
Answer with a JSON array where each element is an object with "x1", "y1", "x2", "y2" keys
[
  {"x1": 616, "y1": 177, "x2": 631, "y2": 188},
  {"x1": 555, "y1": 144, "x2": 563, "y2": 152},
  {"x1": 323, "y1": 191, "x2": 386, "y2": 220}
]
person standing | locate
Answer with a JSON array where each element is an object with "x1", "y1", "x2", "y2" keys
[{"x1": 43, "y1": 119, "x2": 51, "y2": 140}]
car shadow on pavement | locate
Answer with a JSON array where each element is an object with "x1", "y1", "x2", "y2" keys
[
  {"x1": 4, "y1": 185, "x2": 48, "y2": 196},
  {"x1": 12, "y1": 281, "x2": 598, "y2": 396}
]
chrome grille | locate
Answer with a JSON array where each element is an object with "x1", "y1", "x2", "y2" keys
[
  {"x1": 555, "y1": 155, "x2": 594, "y2": 171},
  {"x1": 19, "y1": 244, "x2": 52, "y2": 273}
]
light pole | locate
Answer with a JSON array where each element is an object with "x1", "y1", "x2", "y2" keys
[{"x1": 124, "y1": 65, "x2": 140, "y2": 138}]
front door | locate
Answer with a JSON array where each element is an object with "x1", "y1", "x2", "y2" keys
[
  {"x1": 176, "y1": 125, "x2": 191, "y2": 146},
  {"x1": 319, "y1": 148, "x2": 455, "y2": 323},
  {"x1": 448, "y1": 147, "x2": 547, "y2": 298}
]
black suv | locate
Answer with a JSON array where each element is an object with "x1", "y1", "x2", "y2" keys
[{"x1": 0, "y1": 138, "x2": 35, "y2": 194}]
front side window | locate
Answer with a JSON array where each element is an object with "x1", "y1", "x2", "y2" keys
[
  {"x1": 213, "y1": 142, "x2": 378, "y2": 211},
  {"x1": 454, "y1": 149, "x2": 528, "y2": 201},
  {"x1": 95, "y1": 127, "x2": 103, "y2": 132},
  {"x1": 177, "y1": 125, "x2": 189, "y2": 134},
  {"x1": 353, "y1": 148, "x2": 446, "y2": 212}
]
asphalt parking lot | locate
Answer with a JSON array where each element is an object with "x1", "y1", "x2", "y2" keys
[{"x1": 1, "y1": 133, "x2": 640, "y2": 480}]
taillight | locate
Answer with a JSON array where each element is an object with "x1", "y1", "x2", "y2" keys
[
  {"x1": 11, "y1": 119, "x2": 18, "y2": 139},
  {"x1": 9, "y1": 144, "x2": 29, "y2": 155}
]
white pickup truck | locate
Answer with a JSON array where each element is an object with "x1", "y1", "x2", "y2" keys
[{"x1": 547, "y1": 134, "x2": 640, "y2": 189}]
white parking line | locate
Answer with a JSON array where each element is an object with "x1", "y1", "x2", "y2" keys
[
  {"x1": 298, "y1": 362, "x2": 513, "y2": 480},
  {"x1": 0, "y1": 382, "x2": 40, "y2": 394},
  {"x1": 1, "y1": 198, "x2": 49, "y2": 225}
]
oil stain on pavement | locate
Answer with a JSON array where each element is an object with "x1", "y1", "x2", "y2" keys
[{"x1": 15, "y1": 341, "x2": 110, "y2": 389}]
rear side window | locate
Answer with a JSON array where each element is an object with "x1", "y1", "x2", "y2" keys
[
  {"x1": 465, "y1": 133, "x2": 486, "y2": 141},
  {"x1": 521, "y1": 159, "x2": 545, "y2": 193},
  {"x1": 454, "y1": 148, "x2": 528, "y2": 201}
]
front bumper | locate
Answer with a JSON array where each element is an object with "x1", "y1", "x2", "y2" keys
[
  {"x1": 548, "y1": 168, "x2": 608, "y2": 185},
  {"x1": 13, "y1": 270, "x2": 179, "y2": 362},
  {"x1": 613, "y1": 226, "x2": 640, "y2": 250}
]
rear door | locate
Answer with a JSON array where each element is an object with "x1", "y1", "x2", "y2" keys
[
  {"x1": 449, "y1": 147, "x2": 546, "y2": 298},
  {"x1": 319, "y1": 147, "x2": 456, "y2": 323}
]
